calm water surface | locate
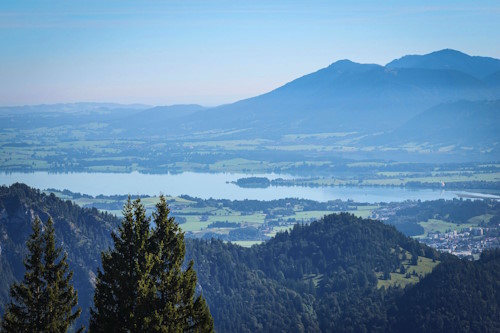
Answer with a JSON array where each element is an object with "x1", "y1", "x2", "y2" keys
[{"x1": 0, "y1": 171, "x2": 461, "y2": 203}]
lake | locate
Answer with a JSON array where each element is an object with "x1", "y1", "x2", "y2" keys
[{"x1": 0, "y1": 171, "x2": 464, "y2": 203}]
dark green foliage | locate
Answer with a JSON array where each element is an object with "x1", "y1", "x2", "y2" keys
[
  {"x1": 385, "y1": 198, "x2": 500, "y2": 236},
  {"x1": 188, "y1": 213, "x2": 500, "y2": 332},
  {"x1": 391, "y1": 249, "x2": 500, "y2": 333},
  {"x1": 0, "y1": 183, "x2": 120, "y2": 328},
  {"x1": 2, "y1": 184, "x2": 499, "y2": 332},
  {"x1": 188, "y1": 214, "x2": 500, "y2": 332},
  {"x1": 187, "y1": 213, "x2": 443, "y2": 332},
  {"x1": 181, "y1": 196, "x2": 351, "y2": 214},
  {"x1": 397, "y1": 198, "x2": 498, "y2": 225},
  {"x1": 89, "y1": 196, "x2": 214, "y2": 333},
  {"x1": 234, "y1": 177, "x2": 270, "y2": 188},
  {"x1": 206, "y1": 221, "x2": 240, "y2": 229},
  {"x1": 1, "y1": 217, "x2": 82, "y2": 332}
]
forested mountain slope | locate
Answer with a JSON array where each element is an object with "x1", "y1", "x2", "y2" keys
[
  {"x1": 188, "y1": 216, "x2": 500, "y2": 332},
  {"x1": 1, "y1": 184, "x2": 499, "y2": 332},
  {"x1": 186, "y1": 213, "x2": 449, "y2": 332},
  {"x1": 393, "y1": 249, "x2": 500, "y2": 333},
  {"x1": 0, "y1": 183, "x2": 120, "y2": 329}
]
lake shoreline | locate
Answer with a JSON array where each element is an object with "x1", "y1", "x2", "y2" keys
[{"x1": 0, "y1": 171, "x2": 485, "y2": 203}]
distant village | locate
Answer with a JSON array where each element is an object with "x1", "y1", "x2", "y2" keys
[
  {"x1": 372, "y1": 199, "x2": 500, "y2": 260},
  {"x1": 419, "y1": 227, "x2": 500, "y2": 260}
]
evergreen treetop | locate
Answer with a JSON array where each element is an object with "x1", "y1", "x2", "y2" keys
[
  {"x1": 0, "y1": 217, "x2": 82, "y2": 333},
  {"x1": 89, "y1": 196, "x2": 214, "y2": 333}
]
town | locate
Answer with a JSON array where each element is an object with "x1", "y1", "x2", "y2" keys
[{"x1": 419, "y1": 226, "x2": 500, "y2": 260}]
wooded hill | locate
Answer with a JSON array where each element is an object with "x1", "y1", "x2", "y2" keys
[
  {"x1": 187, "y1": 216, "x2": 499, "y2": 332},
  {"x1": 1, "y1": 183, "x2": 499, "y2": 332},
  {"x1": 187, "y1": 214, "x2": 442, "y2": 332}
]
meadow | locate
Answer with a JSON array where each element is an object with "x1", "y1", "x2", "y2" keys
[{"x1": 43, "y1": 188, "x2": 497, "y2": 246}]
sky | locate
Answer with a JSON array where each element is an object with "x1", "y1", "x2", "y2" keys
[{"x1": 1, "y1": 0, "x2": 500, "y2": 107}]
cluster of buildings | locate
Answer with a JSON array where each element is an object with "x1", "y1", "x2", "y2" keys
[{"x1": 420, "y1": 227, "x2": 500, "y2": 259}]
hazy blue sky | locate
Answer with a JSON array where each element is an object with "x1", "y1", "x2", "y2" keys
[{"x1": 1, "y1": 0, "x2": 499, "y2": 106}]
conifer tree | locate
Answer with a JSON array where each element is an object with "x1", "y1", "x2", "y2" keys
[
  {"x1": 150, "y1": 195, "x2": 214, "y2": 332},
  {"x1": 43, "y1": 217, "x2": 82, "y2": 332},
  {"x1": 89, "y1": 196, "x2": 214, "y2": 333},
  {"x1": 0, "y1": 217, "x2": 82, "y2": 333}
]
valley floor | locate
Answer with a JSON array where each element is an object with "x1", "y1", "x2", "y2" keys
[{"x1": 46, "y1": 188, "x2": 500, "y2": 257}]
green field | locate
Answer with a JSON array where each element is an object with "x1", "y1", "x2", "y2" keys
[
  {"x1": 377, "y1": 255, "x2": 439, "y2": 289},
  {"x1": 416, "y1": 219, "x2": 476, "y2": 237},
  {"x1": 2, "y1": 121, "x2": 499, "y2": 190},
  {"x1": 348, "y1": 205, "x2": 378, "y2": 218},
  {"x1": 43, "y1": 189, "x2": 381, "y2": 242},
  {"x1": 230, "y1": 240, "x2": 264, "y2": 248},
  {"x1": 42, "y1": 187, "x2": 498, "y2": 249}
]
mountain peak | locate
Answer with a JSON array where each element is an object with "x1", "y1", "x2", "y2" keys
[
  {"x1": 326, "y1": 59, "x2": 380, "y2": 74},
  {"x1": 431, "y1": 48, "x2": 468, "y2": 56},
  {"x1": 387, "y1": 49, "x2": 468, "y2": 66},
  {"x1": 329, "y1": 59, "x2": 358, "y2": 67},
  {"x1": 386, "y1": 49, "x2": 500, "y2": 78}
]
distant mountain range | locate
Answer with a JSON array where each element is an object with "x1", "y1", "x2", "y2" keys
[
  {"x1": 1, "y1": 49, "x2": 499, "y2": 162},
  {"x1": 386, "y1": 49, "x2": 500, "y2": 78},
  {"x1": 3, "y1": 50, "x2": 499, "y2": 139},
  {"x1": 163, "y1": 49, "x2": 500, "y2": 138},
  {"x1": 385, "y1": 100, "x2": 500, "y2": 146},
  {"x1": 110, "y1": 104, "x2": 206, "y2": 134}
]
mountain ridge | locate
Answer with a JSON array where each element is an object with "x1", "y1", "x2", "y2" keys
[
  {"x1": 386, "y1": 49, "x2": 500, "y2": 79},
  {"x1": 161, "y1": 48, "x2": 500, "y2": 139},
  {"x1": 1, "y1": 48, "x2": 499, "y2": 163}
]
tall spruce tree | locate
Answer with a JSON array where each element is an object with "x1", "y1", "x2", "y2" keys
[
  {"x1": 0, "y1": 217, "x2": 82, "y2": 333},
  {"x1": 89, "y1": 196, "x2": 214, "y2": 333}
]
